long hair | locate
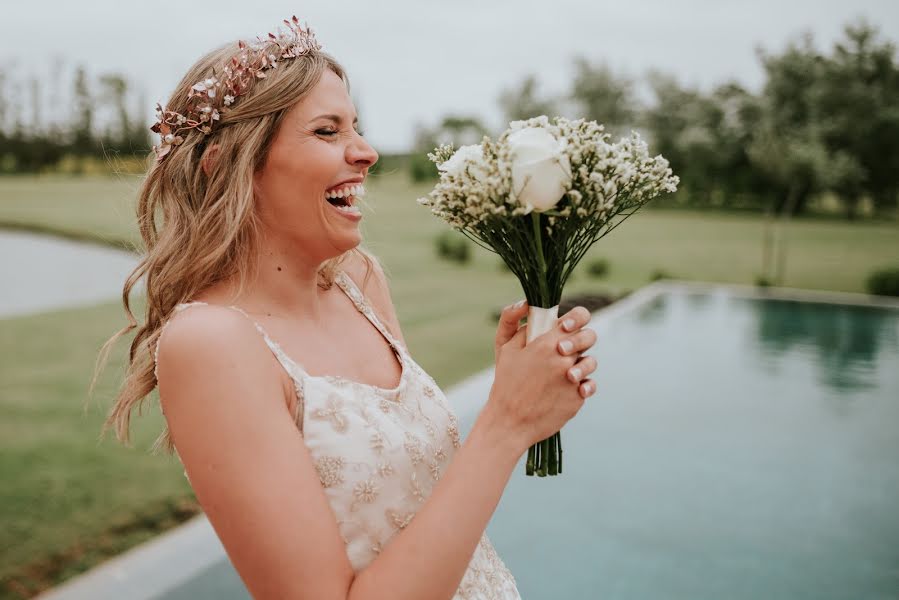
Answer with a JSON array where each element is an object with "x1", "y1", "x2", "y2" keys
[{"x1": 91, "y1": 39, "x2": 379, "y2": 455}]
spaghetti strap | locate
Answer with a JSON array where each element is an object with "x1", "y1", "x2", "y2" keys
[{"x1": 333, "y1": 269, "x2": 405, "y2": 355}]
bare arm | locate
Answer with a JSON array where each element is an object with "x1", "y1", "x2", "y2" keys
[{"x1": 156, "y1": 306, "x2": 355, "y2": 600}]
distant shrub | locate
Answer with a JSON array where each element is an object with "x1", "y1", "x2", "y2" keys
[
  {"x1": 435, "y1": 231, "x2": 470, "y2": 264},
  {"x1": 866, "y1": 267, "x2": 899, "y2": 297},
  {"x1": 754, "y1": 274, "x2": 773, "y2": 287},
  {"x1": 409, "y1": 153, "x2": 439, "y2": 182},
  {"x1": 650, "y1": 269, "x2": 672, "y2": 282},
  {"x1": 586, "y1": 258, "x2": 609, "y2": 278}
]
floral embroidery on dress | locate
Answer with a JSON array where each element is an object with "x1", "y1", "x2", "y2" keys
[
  {"x1": 315, "y1": 455, "x2": 346, "y2": 488},
  {"x1": 447, "y1": 419, "x2": 462, "y2": 449},
  {"x1": 408, "y1": 471, "x2": 428, "y2": 504},
  {"x1": 313, "y1": 393, "x2": 349, "y2": 433},
  {"x1": 377, "y1": 460, "x2": 395, "y2": 478},
  {"x1": 423, "y1": 418, "x2": 437, "y2": 440},
  {"x1": 404, "y1": 432, "x2": 425, "y2": 466},
  {"x1": 352, "y1": 477, "x2": 379, "y2": 508},
  {"x1": 427, "y1": 459, "x2": 442, "y2": 481},
  {"x1": 386, "y1": 507, "x2": 415, "y2": 530},
  {"x1": 369, "y1": 430, "x2": 385, "y2": 453}
]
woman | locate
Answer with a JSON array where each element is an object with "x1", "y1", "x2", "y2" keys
[{"x1": 97, "y1": 17, "x2": 598, "y2": 600}]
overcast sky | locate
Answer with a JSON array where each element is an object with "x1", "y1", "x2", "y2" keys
[{"x1": 2, "y1": 0, "x2": 898, "y2": 152}]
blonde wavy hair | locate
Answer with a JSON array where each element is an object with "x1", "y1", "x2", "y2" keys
[{"x1": 92, "y1": 39, "x2": 379, "y2": 455}]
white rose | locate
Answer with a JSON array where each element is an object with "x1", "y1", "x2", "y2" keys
[
  {"x1": 438, "y1": 144, "x2": 484, "y2": 178},
  {"x1": 507, "y1": 127, "x2": 571, "y2": 213}
]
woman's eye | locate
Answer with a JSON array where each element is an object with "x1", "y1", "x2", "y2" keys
[{"x1": 315, "y1": 128, "x2": 365, "y2": 137}]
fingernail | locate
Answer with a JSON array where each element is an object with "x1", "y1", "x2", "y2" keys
[
  {"x1": 562, "y1": 318, "x2": 575, "y2": 331},
  {"x1": 559, "y1": 340, "x2": 573, "y2": 354},
  {"x1": 569, "y1": 367, "x2": 582, "y2": 381},
  {"x1": 582, "y1": 382, "x2": 594, "y2": 395},
  {"x1": 514, "y1": 299, "x2": 525, "y2": 309}
]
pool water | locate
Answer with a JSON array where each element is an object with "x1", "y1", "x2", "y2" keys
[
  {"x1": 492, "y1": 290, "x2": 899, "y2": 599},
  {"x1": 157, "y1": 289, "x2": 899, "y2": 600}
]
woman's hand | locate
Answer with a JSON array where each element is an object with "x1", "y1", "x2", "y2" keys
[{"x1": 488, "y1": 300, "x2": 597, "y2": 449}]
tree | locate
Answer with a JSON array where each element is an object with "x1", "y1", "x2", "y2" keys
[
  {"x1": 817, "y1": 20, "x2": 899, "y2": 218},
  {"x1": 409, "y1": 114, "x2": 490, "y2": 181},
  {"x1": 99, "y1": 73, "x2": 131, "y2": 151},
  {"x1": 642, "y1": 73, "x2": 764, "y2": 208},
  {"x1": 748, "y1": 130, "x2": 836, "y2": 283},
  {"x1": 497, "y1": 74, "x2": 558, "y2": 123},
  {"x1": 569, "y1": 56, "x2": 638, "y2": 135},
  {"x1": 753, "y1": 32, "x2": 828, "y2": 217},
  {"x1": 71, "y1": 66, "x2": 95, "y2": 160}
]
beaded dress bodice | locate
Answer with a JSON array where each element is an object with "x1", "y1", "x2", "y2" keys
[{"x1": 153, "y1": 270, "x2": 520, "y2": 599}]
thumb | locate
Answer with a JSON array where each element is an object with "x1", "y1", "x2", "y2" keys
[
  {"x1": 495, "y1": 300, "x2": 528, "y2": 350},
  {"x1": 508, "y1": 321, "x2": 528, "y2": 350}
]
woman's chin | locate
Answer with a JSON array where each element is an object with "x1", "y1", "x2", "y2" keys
[{"x1": 333, "y1": 231, "x2": 362, "y2": 254}]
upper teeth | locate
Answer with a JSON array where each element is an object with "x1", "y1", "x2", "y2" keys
[{"x1": 325, "y1": 184, "x2": 365, "y2": 200}]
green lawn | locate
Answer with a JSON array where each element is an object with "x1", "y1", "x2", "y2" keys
[{"x1": 1, "y1": 172, "x2": 897, "y2": 597}]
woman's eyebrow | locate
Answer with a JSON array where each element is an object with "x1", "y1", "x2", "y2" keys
[{"x1": 311, "y1": 114, "x2": 359, "y2": 125}]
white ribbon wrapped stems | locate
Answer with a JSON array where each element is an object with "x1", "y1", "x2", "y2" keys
[{"x1": 526, "y1": 305, "x2": 560, "y2": 344}]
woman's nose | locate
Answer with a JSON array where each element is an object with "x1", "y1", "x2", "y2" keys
[{"x1": 347, "y1": 133, "x2": 378, "y2": 168}]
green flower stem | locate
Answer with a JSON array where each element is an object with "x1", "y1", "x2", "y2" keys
[
  {"x1": 548, "y1": 432, "x2": 557, "y2": 475},
  {"x1": 527, "y1": 211, "x2": 565, "y2": 477},
  {"x1": 531, "y1": 212, "x2": 550, "y2": 306},
  {"x1": 557, "y1": 432, "x2": 563, "y2": 474},
  {"x1": 526, "y1": 445, "x2": 535, "y2": 475}
]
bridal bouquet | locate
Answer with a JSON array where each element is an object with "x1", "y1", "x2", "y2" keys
[{"x1": 417, "y1": 115, "x2": 679, "y2": 477}]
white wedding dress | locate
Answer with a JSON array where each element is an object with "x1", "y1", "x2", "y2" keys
[{"x1": 154, "y1": 269, "x2": 521, "y2": 599}]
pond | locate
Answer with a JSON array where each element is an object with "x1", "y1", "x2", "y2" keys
[{"x1": 0, "y1": 229, "x2": 139, "y2": 319}]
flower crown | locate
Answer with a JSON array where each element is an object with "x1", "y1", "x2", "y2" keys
[{"x1": 150, "y1": 15, "x2": 322, "y2": 161}]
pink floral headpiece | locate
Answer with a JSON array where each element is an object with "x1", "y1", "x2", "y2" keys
[{"x1": 150, "y1": 15, "x2": 322, "y2": 161}]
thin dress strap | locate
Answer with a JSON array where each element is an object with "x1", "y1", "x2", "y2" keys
[
  {"x1": 333, "y1": 269, "x2": 406, "y2": 356},
  {"x1": 153, "y1": 301, "x2": 305, "y2": 433}
]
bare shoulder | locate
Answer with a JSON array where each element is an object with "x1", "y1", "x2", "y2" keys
[
  {"x1": 157, "y1": 303, "x2": 259, "y2": 355},
  {"x1": 154, "y1": 303, "x2": 355, "y2": 598},
  {"x1": 341, "y1": 253, "x2": 407, "y2": 348},
  {"x1": 155, "y1": 304, "x2": 284, "y2": 395}
]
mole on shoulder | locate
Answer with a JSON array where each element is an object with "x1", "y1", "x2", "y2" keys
[{"x1": 277, "y1": 266, "x2": 282, "y2": 271}]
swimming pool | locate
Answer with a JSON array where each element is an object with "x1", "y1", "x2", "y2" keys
[
  {"x1": 489, "y1": 286, "x2": 899, "y2": 599},
  {"x1": 40, "y1": 283, "x2": 899, "y2": 599}
]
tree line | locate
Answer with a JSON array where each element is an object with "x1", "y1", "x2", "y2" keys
[
  {"x1": 0, "y1": 64, "x2": 150, "y2": 174},
  {"x1": 412, "y1": 21, "x2": 898, "y2": 220},
  {"x1": 2, "y1": 20, "x2": 897, "y2": 221}
]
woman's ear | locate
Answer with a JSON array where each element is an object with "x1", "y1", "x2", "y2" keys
[{"x1": 201, "y1": 144, "x2": 220, "y2": 176}]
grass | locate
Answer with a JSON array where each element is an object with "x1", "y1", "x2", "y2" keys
[
  {"x1": 1, "y1": 171, "x2": 897, "y2": 597},
  {"x1": 0, "y1": 300, "x2": 199, "y2": 598}
]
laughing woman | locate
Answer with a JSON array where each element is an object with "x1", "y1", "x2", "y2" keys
[{"x1": 95, "y1": 16, "x2": 597, "y2": 600}]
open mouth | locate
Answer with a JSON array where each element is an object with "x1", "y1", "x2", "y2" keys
[{"x1": 325, "y1": 183, "x2": 365, "y2": 214}]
